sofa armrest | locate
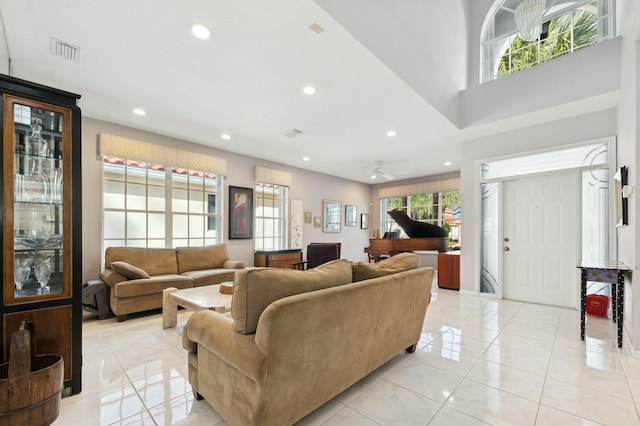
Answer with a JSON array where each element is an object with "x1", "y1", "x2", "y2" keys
[
  {"x1": 183, "y1": 310, "x2": 268, "y2": 384},
  {"x1": 223, "y1": 260, "x2": 246, "y2": 269},
  {"x1": 100, "y1": 269, "x2": 127, "y2": 288}
]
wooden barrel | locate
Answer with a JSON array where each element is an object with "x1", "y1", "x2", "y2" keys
[{"x1": 0, "y1": 321, "x2": 63, "y2": 426}]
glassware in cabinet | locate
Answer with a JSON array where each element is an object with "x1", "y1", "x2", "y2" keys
[{"x1": 5, "y1": 97, "x2": 71, "y2": 304}]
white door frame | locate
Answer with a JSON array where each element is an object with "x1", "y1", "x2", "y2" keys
[{"x1": 474, "y1": 137, "x2": 617, "y2": 301}]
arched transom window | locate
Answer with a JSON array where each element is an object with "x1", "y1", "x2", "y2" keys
[{"x1": 481, "y1": 0, "x2": 612, "y2": 83}]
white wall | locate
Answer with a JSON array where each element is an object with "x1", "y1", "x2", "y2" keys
[
  {"x1": 460, "y1": 108, "x2": 618, "y2": 294},
  {"x1": 467, "y1": 0, "x2": 494, "y2": 86},
  {"x1": 461, "y1": 38, "x2": 621, "y2": 127},
  {"x1": 315, "y1": 0, "x2": 468, "y2": 126},
  {"x1": 81, "y1": 118, "x2": 371, "y2": 284},
  {"x1": 616, "y1": 0, "x2": 639, "y2": 352}
]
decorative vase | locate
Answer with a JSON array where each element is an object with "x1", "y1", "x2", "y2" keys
[{"x1": 25, "y1": 118, "x2": 49, "y2": 202}]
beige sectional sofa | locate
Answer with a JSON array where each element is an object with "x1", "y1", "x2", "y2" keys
[
  {"x1": 183, "y1": 253, "x2": 433, "y2": 426},
  {"x1": 101, "y1": 244, "x2": 245, "y2": 321}
]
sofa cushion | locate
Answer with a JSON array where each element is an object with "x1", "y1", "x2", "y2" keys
[
  {"x1": 176, "y1": 244, "x2": 229, "y2": 274},
  {"x1": 113, "y1": 274, "x2": 193, "y2": 298},
  {"x1": 182, "y1": 269, "x2": 238, "y2": 287},
  {"x1": 351, "y1": 252, "x2": 420, "y2": 282},
  {"x1": 232, "y1": 259, "x2": 353, "y2": 334},
  {"x1": 110, "y1": 261, "x2": 150, "y2": 279},
  {"x1": 105, "y1": 247, "x2": 178, "y2": 276}
]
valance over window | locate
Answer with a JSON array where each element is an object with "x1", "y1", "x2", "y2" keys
[
  {"x1": 255, "y1": 166, "x2": 291, "y2": 187},
  {"x1": 378, "y1": 177, "x2": 460, "y2": 199},
  {"x1": 98, "y1": 133, "x2": 227, "y2": 175}
]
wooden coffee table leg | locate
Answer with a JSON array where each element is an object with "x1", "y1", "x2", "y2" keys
[{"x1": 162, "y1": 287, "x2": 178, "y2": 329}]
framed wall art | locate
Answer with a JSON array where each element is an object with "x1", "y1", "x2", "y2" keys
[
  {"x1": 360, "y1": 213, "x2": 369, "y2": 229},
  {"x1": 322, "y1": 199, "x2": 341, "y2": 233},
  {"x1": 345, "y1": 205, "x2": 357, "y2": 227},
  {"x1": 229, "y1": 186, "x2": 254, "y2": 239}
]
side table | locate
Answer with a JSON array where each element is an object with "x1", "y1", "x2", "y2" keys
[{"x1": 577, "y1": 261, "x2": 631, "y2": 348}]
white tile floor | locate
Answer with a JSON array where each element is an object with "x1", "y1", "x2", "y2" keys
[{"x1": 55, "y1": 283, "x2": 640, "y2": 425}]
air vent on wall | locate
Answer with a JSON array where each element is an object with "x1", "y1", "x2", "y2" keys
[
  {"x1": 284, "y1": 129, "x2": 304, "y2": 138},
  {"x1": 50, "y1": 38, "x2": 81, "y2": 63}
]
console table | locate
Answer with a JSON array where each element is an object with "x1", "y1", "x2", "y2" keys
[
  {"x1": 577, "y1": 261, "x2": 631, "y2": 348},
  {"x1": 254, "y1": 249, "x2": 303, "y2": 269}
]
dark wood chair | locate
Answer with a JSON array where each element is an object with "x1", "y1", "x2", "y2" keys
[{"x1": 293, "y1": 243, "x2": 341, "y2": 270}]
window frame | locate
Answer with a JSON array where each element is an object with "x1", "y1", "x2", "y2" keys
[
  {"x1": 481, "y1": 0, "x2": 611, "y2": 83},
  {"x1": 254, "y1": 182, "x2": 289, "y2": 251},
  {"x1": 102, "y1": 156, "x2": 223, "y2": 254},
  {"x1": 380, "y1": 191, "x2": 461, "y2": 246}
]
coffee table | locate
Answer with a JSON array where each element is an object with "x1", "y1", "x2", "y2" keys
[{"x1": 162, "y1": 284, "x2": 233, "y2": 329}]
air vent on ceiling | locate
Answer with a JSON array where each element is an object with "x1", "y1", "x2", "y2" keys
[
  {"x1": 50, "y1": 38, "x2": 81, "y2": 63},
  {"x1": 284, "y1": 129, "x2": 304, "y2": 138}
]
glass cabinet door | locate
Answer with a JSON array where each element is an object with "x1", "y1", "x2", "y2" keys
[{"x1": 4, "y1": 96, "x2": 73, "y2": 304}]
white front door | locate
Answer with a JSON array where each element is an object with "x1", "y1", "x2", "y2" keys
[{"x1": 503, "y1": 171, "x2": 579, "y2": 307}]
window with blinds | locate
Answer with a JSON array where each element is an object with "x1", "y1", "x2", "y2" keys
[{"x1": 102, "y1": 156, "x2": 222, "y2": 252}]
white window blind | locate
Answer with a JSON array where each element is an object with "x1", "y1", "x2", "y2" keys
[{"x1": 99, "y1": 133, "x2": 227, "y2": 176}]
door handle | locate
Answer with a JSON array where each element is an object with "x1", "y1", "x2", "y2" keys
[{"x1": 503, "y1": 247, "x2": 510, "y2": 251}]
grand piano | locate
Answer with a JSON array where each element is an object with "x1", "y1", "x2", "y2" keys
[{"x1": 365, "y1": 209, "x2": 449, "y2": 261}]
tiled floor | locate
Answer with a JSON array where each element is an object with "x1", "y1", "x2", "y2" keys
[{"x1": 55, "y1": 283, "x2": 640, "y2": 425}]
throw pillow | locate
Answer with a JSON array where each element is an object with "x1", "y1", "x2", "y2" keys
[
  {"x1": 110, "y1": 261, "x2": 151, "y2": 279},
  {"x1": 351, "y1": 252, "x2": 419, "y2": 282},
  {"x1": 232, "y1": 258, "x2": 353, "y2": 334}
]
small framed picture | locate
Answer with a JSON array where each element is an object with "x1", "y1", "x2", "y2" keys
[
  {"x1": 313, "y1": 216, "x2": 321, "y2": 228},
  {"x1": 361, "y1": 213, "x2": 369, "y2": 229},
  {"x1": 304, "y1": 211, "x2": 312, "y2": 224}
]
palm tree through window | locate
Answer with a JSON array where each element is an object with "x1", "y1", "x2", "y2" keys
[
  {"x1": 481, "y1": 0, "x2": 610, "y2": 82},
  {"x1": 498, "y1": 8, "x2": 598, "y2": 76}
]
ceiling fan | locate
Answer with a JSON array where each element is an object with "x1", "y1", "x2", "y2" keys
[{"x1": 371, "y1": 161, "x2": 395, "y2": 181}]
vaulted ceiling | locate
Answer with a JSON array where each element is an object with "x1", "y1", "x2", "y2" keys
[{"x1": 0, "y1": 0, "x2": 621, "y2": 183}]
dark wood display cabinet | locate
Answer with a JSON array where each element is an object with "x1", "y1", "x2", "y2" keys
[{"x1": 0, "y1": 75, "x2": 82, "y2": 395}]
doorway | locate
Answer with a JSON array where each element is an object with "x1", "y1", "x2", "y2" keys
[
  {"x1": 502, "y1": 171, "x2": 579, "y2": 307},
  {"x1": 478, "y1": 140, "x2": 612, "y2": 307}
]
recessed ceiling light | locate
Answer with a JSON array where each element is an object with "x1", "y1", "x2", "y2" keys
[
  {"x1": 133, "y1": 108, "x2": 146, "y2": 116},
  {"x1": 371, "y1": 175, "x2": 377, "y2": 179},
  {"x1": 221, "y1": 133, "x2": 231, "y2": 140},
  {"x1": 303, "y1": 86, "x2": 316, "y2": 95},
  {"x1": 190, "y1": 24, "x2": 211, "y2": 40},
  {"x1": 386, "y1": 130, "x2": 396, "y2": 137},
  {"x1": 302, "y1": 156, "x2": 310, "y2": 162},
  {"x1": 444, "y1": 161, "x2": 452, "y2": 166}
]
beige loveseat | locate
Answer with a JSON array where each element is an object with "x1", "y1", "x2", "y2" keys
[
  {"x1": 183, "y1": 253, "x2": 433, "y2": 425},
  {"x1": 101, "y1": 245, "x2": 245, "y2": 321}
]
